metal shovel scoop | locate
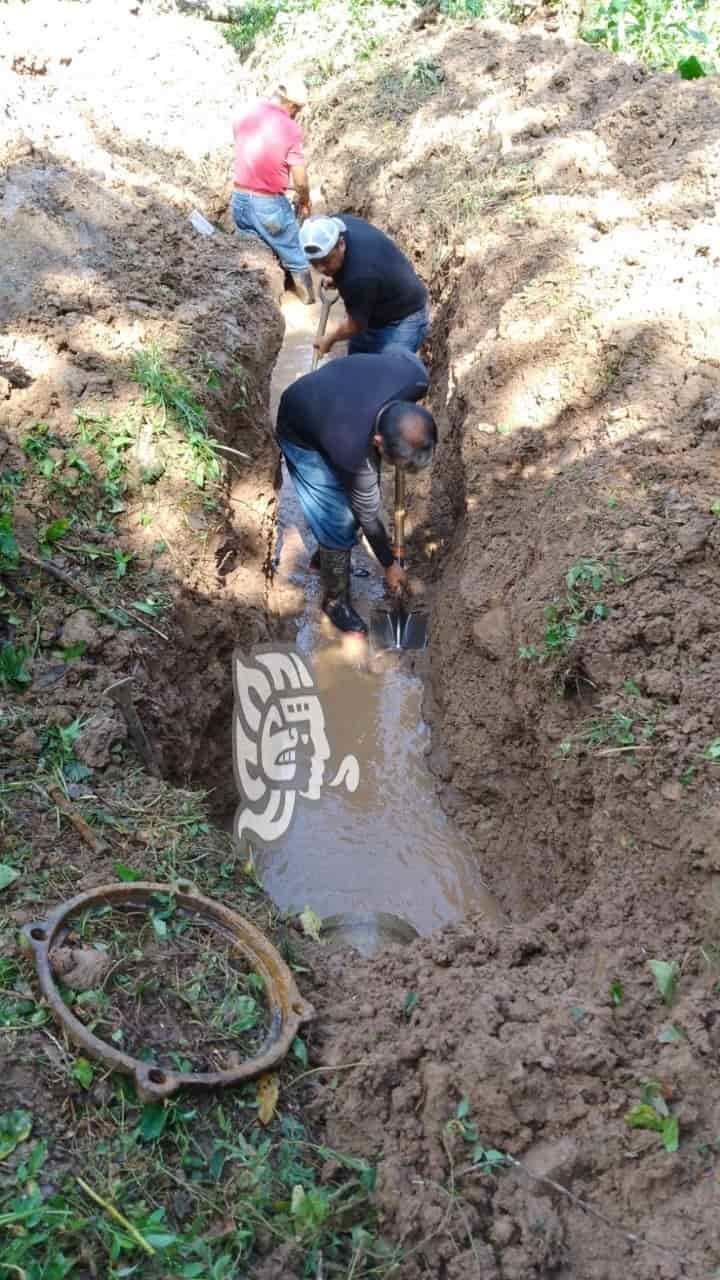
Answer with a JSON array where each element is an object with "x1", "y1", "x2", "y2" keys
[{"x1": 370, "y1": 467, "x2": 429, "y2": 652}]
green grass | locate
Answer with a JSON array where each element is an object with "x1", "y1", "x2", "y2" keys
[
  {"x1": 0, "y1": 643, "x2": 32, "y2": 690},
  {"x1": 439, "y1": 0, "x2": 718, "y2": 73},
  {"x1": 74, "y1": 410, "x2": 136, "y2": 511},
  {"x1": 439, "y1": 0, "x2": 533, "y2": 18},
  {"x1": 130, "y1": 347, "x2": 222, "y2": 489},
  {"x1": 0, "y1": 1108, "x2": 396, "y2": 1279},
  {"x1": 67, "y1": 897, "x2": 273, "y2": 1069},
  {"x1": 224, "y1": 0, "x2": 409, "y2": 63},
  {"x1": 0, "y1": 957, "x2": 49, "y2": 1031},
  {"x1": 223, "y1": 0, "x2": 717, "y2": 73},
  {"x1": 0, "y1": 768, "x2": 402, "y2": 1279},
  {"x1": 579, "y1": 705, "x2": 656, "y2": 751},
  {"x1": 403, "y1": 58, "x2": 445, "y2": 89},
  {"x1": 225, "y1": 0, "x2": 283, "y2": 56}
]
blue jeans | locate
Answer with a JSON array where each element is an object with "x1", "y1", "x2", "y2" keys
[
  {"x1": 348, "y1": 303, "x2": 430, "y2": 355},
  {"x1": 278, "y1": 438, "x2": 357, "y2": 550},
  {"x1": 230, "y1": 191, "x2": 308, "y2": 273}
]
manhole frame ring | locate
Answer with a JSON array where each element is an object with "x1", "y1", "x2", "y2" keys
[{"x1": 22, "y1": 880, "x2": 314, "y2": 1101}]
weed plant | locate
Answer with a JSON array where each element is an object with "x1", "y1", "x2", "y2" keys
[
  {"x1": 226, "y1": 0, "x2": 718, "y2": 75},
  {"x1": 582, "y1": 0, "x2": 718, "y2": 73},
  {"x1": 519, "y1": 557, "x2": 624, "y2": 665}
]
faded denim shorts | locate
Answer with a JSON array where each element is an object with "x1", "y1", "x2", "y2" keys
[{"x1": 230, "y1": 191, "x2": 308, "y2": 274}]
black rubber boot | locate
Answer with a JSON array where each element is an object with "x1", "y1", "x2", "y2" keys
[
  {"x1": 318, "y1": 547, "x2": 368, "y2": 635},
  {"x1": 290, "y1": 269, "x2": 315, "y2": 305},
  {"x1": 309, "y1": 546, "x2": 369, "y2": 579}
]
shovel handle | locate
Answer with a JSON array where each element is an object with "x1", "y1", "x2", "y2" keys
[
  {"x1": 392, "y1": 467, "x2": 406, "y2": 564},
  {"x1": 319, "y1": 281, "x2": 339, "y2": 306},
  {"x1": 310, "y1": 284, "x2": 339, "y2": 372}
]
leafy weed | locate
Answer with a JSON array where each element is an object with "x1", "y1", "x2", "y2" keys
[
  {"x1": 626, "y1": 1079, "x2": 679, "y2": 1153},
  {"x1": 0, "y1": 643, "x2": 32, "y2": 689},
  {"x1": 519, "y1": 557, "x2": 623, "y2": 664}
]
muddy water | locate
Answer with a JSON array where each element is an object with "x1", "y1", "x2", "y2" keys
[{"x1": 253, "y1": 294, "x2": 500, "y2": 939}]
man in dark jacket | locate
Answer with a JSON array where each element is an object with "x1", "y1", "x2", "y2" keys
[
  {"x1": 299, "y1": 214, "x2": 429, "y2": 357},
  {"x1": 276, "y1": 349, "x2": 436, "y2": 635}
]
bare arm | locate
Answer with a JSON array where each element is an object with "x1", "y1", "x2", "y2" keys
[
  {"x1": 315, "y1": 314, "x2": 363, "y2": 356},
  {"x1": 290, "y1": 164, "x2": 311, "y2": 219},
  {"x1": 317, "y1": 273, "x2": 380, "y2": 354}
]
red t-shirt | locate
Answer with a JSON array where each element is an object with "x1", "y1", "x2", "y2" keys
[{"x1": 232, "y1": 99, "x2": 305, "y2": 194}]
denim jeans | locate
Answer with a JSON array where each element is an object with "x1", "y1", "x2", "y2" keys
[
  {"x1": 347, "y1": 303, "x2": 430, "y2": 356},
  {"x1": 230, "y1": 191, "x2": 308, "y2": 274},
  {"x1": 277, "y1": 438, "x2": 358, "y2": 550}
]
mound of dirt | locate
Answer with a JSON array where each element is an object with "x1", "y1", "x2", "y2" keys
[
  {"x1": 1, "y1": 0, "x2": 285, "y2": 795},
  {"x1": 308, "y1": 19, "x2": 720, "y2": 905},
  {"x1": 305, "y1": 898, "x2": 720, "y2": 1279},
  {"x1": 285, "y1": 16, "x2": 720, "y2": 1277}
]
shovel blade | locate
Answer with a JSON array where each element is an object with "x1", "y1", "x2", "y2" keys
[
  {"x1": 370, "y1": 605, "x2": 402, "y2": 652},
  {"x1": 399, "y1": 606, "x2": 429, "y2": 650},
  {"x1": 370, "y1": 603, "x2": 429, "y2": 652}
]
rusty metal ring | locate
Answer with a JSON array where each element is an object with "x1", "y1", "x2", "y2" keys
[{"x1": 22, "y1": 881, "x2": 314, "y2": 1101}]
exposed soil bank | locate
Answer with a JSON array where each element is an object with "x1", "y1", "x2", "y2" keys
[
  {"x1": 308, "y1": 18, "x2": 720, "y2": 917},
  {"x1": 1, "y1": 0, "x2": 285, "y2": 803},
  {"x1": 284, "y1": 16, "x2": 720, "y2": 1279}
]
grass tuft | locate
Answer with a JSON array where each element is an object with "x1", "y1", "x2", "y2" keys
[{"x1": 131, "y1": 347, "x2": 222, "y2": 489}]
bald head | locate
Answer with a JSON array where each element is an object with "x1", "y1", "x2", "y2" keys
[{"x1": 375, "y1": 401, "x2": 437, "y2": 472}]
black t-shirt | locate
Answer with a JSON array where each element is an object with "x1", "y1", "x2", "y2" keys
[
  {"x1": 333, "y1": 214, "x2": 427, "y2": 329},
  {"x1": 276, "y1": 350, "x2": 429, "y2": 567}
]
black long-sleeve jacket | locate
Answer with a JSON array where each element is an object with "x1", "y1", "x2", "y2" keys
[{"x1": 276, "y1": 350, "x2": 429, "y2": 567}]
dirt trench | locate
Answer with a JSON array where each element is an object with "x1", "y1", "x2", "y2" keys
[{"x1": 307, "y1": 22, "x2": 720, "y2": 921}]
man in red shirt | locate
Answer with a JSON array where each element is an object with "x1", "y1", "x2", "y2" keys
[{"x1": 231, "y1": 76, "x2": 315, "y2": 303}]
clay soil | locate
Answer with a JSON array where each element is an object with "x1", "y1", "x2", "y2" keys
[
  {"x1": 2, "y1": 1, "x2": 720, "y2": 1277},
  {"x1": 299, "y1": 15, "x2": 720, "y2": 1279}
]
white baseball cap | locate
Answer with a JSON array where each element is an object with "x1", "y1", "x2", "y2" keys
[
  {"x1": 300, "y1": 215, "x2": 347, "y2": 260},
  {"x1": 275, "y1": 74, "x2": 309, "y2": 107}
]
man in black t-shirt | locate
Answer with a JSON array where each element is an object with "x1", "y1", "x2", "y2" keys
[
  {"x1": 299, "y1": 214, "x2": 429, "y2": 358},
  {"x1": 276, "y1": 349, "x2": 437, "y2": 635}
]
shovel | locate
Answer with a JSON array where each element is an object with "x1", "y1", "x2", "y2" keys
[
  {"x1": 310, "y1": 281, "x2": 338, "y2": 372},
  {"x1": 370, "y1": 467, "x2": 429, "y2": 652}
]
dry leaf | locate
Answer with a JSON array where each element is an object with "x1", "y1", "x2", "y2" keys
[{"x1": 257, "y1": 1073, "x2": 279, "y2": 1126}]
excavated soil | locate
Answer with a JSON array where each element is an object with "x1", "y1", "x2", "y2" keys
[
  {"x1": 3, "y1": 2, "x2": 720, "y2": 1277},
  {"x1": 293, "y1": 16, "x2": 720, "y2": 1280},
  {"x1": 1, "y1": 0, "x2": 285, "y2": 801}
]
